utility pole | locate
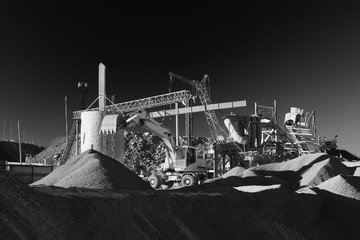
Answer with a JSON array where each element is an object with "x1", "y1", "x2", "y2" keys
[
  {"x1": 65, "y1": 96, "x2": 68, "y2": 143},
  {"x1": 3, "y1": 120, "x2": 5, "y2": 141},
  {"x1": 10, "y1": 121, "x2": 12, "y2": 141},
  {"x1": 274, "y1": 100, "x2": 277, "y2": 143},
  {"x1": 18, "y1": 121, "x2": 22, "y2": 164}
]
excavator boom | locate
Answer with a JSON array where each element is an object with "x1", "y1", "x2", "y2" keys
[{"x1": 100, "y1": 110, "x2": 177, "y2": 168}]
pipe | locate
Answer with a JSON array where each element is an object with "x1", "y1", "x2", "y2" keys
[{"x1": 224, "y1": 118, "x2": 247, "y2": 145}]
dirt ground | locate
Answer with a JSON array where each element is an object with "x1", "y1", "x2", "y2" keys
[{"x1": 1, "y1": 150, "x2": 360, "y2": 240}]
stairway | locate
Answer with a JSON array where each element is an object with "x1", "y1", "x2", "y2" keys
[{"x1": 282, "y1": 111, "x2": 320, "y2": 155}]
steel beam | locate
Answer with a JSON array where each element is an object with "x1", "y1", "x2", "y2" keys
[
  {"x1": 73, "y1": 90, "x2": 192, "y2": 119},
  {"x1": 149, "y1": 100, "x2": 247, "y2": 118}
]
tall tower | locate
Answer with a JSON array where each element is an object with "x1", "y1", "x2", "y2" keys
[
  {"x1": 79, "y1": 63, "x2": 124, "y2": 163},
  {"x1": 80, "y1": 63, "x2": 106, "y2": 153}
]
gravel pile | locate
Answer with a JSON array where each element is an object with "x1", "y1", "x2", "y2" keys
[
  {"x1": 2, "y1": 151, "x2": 360, "y2": 240},
  {"x1": 201, "y1": 153, "x2": 347, "y2": 191},
  {"x1": 314, "y1": 175, "x2": 360, "y2": 239},
  {"x1": 299, "y1": 157, "x2": 353, "y2": 187},
  {"x1": 31, "y1": 149, "x2": 152, "y2": 191},
  {"x1": 317, "y1": 174, "x2": 360, "y2": 200}
]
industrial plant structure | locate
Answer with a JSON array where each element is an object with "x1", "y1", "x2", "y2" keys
[{"x1": 61, "y1": 63, "x2": 324, "y2": 181}]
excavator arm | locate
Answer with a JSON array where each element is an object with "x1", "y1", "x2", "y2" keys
[{"x1": 100, "y1": 110, "x2": 177, "y2": 169}]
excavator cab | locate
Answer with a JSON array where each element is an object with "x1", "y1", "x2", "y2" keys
[
  {"x1": 174, "y1": 146, "x2": 205, "y2": 171},
  {"x1": 175, "y1": 146, "x2": 194, "y2": 169}
]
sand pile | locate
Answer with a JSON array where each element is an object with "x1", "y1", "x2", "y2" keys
[
  {"x1": 190, "y1": 175, "x2": 292, "y2": 193},
  {"x1": 244, "y1": 153, "x2": 329, "y2": 173},
  {"x1": 238, "y1": 153, "x2": 353, "y2": 188},
  {"x1": 219, "y1": 153, "x2": 330, "y2": 184},
  {"x1": 1, "y1": 168, "x2": 325, "y2": 240},
  {"x1": 221, "y1": 166, "x2": 246, "y2": 178},
  {"x1": 3, "y1": 151, "x2": 360, "y2": 239},
  {"x1": 0, "y1": 170, "x2": 63, "y2": 239},
  {"x1": 198, "y1": 153, "x2": 346, "y2": 192},
  {"x1": 299, "y1": 157, "x2": 353, "y2": 187},
  {"x1": 316, "y1": 174, "x2": 360, "y2": 200},
  {"x1": 31, "y1": 149, "x2": 152, "y2": 191},
  {"x1": 313, "y1": 175, "x2": 360, "y2": 240},
  {"x1": 355, "y1": 168, "x2": 360, "y2": 176}
]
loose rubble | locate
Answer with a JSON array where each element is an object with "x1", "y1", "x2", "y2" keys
[{"x1": 1, "y1": 151, "x2": 360, "y2": 240}]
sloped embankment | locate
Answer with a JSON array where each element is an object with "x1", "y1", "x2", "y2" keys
[{"x1": 0, "y1": 141, "x2": 45, "y2": 162}]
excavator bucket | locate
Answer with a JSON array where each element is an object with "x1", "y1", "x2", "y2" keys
[{"x1": 100, "y1": 114, "x2": 126, "y2": 134}]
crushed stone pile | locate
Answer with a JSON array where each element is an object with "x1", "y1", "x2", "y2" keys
[
  {"x1": 313, "y1": 175, "x2": 360, "y2": 240},
  {"x1": 299, "y1": 156, "x2": 353, "y2": 187},
  {"x1": 244, "y1": 152, "x2": 330, "y2": 173},
  {"x1": 1, "y1": 169, "x2": 324, "y2": 240},
  {"x1": 31, "y1": 149, "x2": 152, "y2": 191},
  {"x1": 354, "y1": 167, "x2": 360, "y2": 176},
  {"x1": 0, "y1": 170, "x2": 63, "y2": 239},
  {"x1": 316, "y1": 174, "x2": 360, "y2": 200},
  {"x1": 190, "y1": 175, "x2": 292, "y2": 192},
  {"x1": 219, "y1": 153, "x2": 330, "y2": 184},
  {"x1": 221, "y1": 166, "x2": 246, "y2": 178},
  {"x1": 3, "y1": 152, "x2": 360, "y2": 240},
  {"x1": 198, "y1": 153, "x2": 351, "y2": 192}
]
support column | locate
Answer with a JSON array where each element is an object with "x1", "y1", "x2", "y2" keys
[
  {"x1": 250, "y1": 116, "x2": 256, "y2": 148},
  {"x1": 75, "y1": 119, "x2": 79, "y2": 156},
  {"x1": 18, "y1": 121, "x2": 22, "y2": 164},
  {"x1": 175, "y1": 103, "x2": 179, "y2": 146},
  {"x1": 185, "y1": 99, "x2": 193, "y2": 146}
]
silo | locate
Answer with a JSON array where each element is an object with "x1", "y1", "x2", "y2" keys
[{"x1": 81, "y1": 111, "x2": 104, "y2": 153}]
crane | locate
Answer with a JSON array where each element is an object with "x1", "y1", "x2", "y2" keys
[{"x1": 169, "y1": 72, "x2": 225, "y2": 142}]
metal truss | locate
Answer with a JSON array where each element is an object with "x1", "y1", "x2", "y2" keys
[
  {"x1": 73, "y1": 90, "x2": 191, "y2": 119},
  {"x1": 169, "y1": 72, "x2": 224, "y2": 141}
]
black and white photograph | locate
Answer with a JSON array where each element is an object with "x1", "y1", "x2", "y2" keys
[{"x1": 1, "y1": 1, "x2": 360, "y2": 239}]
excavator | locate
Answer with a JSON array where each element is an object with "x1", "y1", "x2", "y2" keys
[{"x1": 101, "y1": 109, "x2": 208, "y2": 189}]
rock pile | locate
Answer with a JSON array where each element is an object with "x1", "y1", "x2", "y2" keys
[
  {"x1": 31, "y1": 149, "x2": 152, "y2": 191},
  {"x1": 1, "y1": 151, "x2": 360, "y2": 240}
]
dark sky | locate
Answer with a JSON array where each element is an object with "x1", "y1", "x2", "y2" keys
[{"x1": 1, "y1": 1, "x2": 360, "y2": 155}]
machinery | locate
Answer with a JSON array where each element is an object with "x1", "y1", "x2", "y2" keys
[
  {"x1": 169, "y1": 72, "x2": 225, "y2": 143},
  {"x1": 319, "y1": 136, "x2": 338, "y2": 152},
  {"x1": 101, "y1": 109, "x2": 208, "y2": 189}
]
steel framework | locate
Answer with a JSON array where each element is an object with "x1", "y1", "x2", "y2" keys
[
  {"x1": 73, "y1": 90, "x2": 191, "y2": 119},
  {"x1": 169, "y1": 72, "x2": 224, "y2": 141}
]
